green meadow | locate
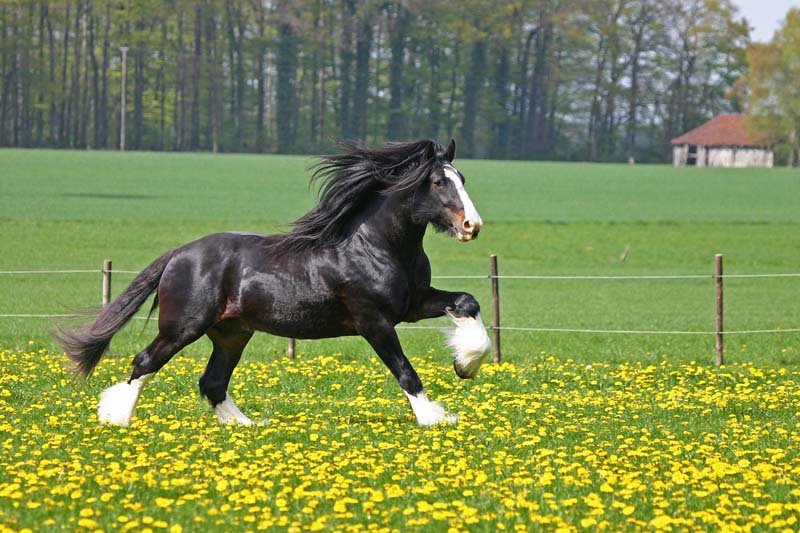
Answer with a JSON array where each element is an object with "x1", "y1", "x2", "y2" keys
[
  {"x1": 0, "y1": 149, "x2": 797, "y2": 364},
  {"x1": 1, "y1": 149, "x2": 799, "y2": 532}
]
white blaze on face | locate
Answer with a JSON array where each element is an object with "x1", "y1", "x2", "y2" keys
[{"x1": 443, "y1": 164, "x2": 483, "y2": 240}]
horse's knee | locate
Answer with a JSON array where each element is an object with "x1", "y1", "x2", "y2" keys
[{"x1": 130, "y1": 337, "x2": 184, "y2": 380}]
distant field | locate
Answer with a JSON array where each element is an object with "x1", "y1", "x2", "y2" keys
[{"x1": 1, "y1": 148, "x2": 798, "y2": 364}]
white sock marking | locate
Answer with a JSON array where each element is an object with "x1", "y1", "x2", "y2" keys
[
  {"x1": 214, "y1": 393, "x2": 254, "y2": 425},
  {"x1": 404, "y1": 390, "x2": 458, "y2": 426},
  {"x1": 97, "y1": 373, "x2": 154, "y2": 426},
  {"x1": 448, "y1": 311, "x2": 491, "y2": 379}
]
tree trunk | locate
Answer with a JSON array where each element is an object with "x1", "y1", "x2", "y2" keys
[
  {"x1": 35, "y1": 3, "x2": 47, "y2": 145},
  {"x1": 527, "y1": 22, "x2": 552, "y2": 158},
  {"x1": 425, "y1": 37, "x2": 441, "y2": 141},
  {"x1": 276, "y1": 0, "x2": 298, "y2": 153},
  {"x1": 461, "y1": 38, "x2": 487, "y2": 158},
  {"x1": 339, "y1": 0, "x2": 354, "y2": 140},
  {"x1": 98, "y1": 0, "x2": 109, "y2": 148},
  {"x1": 353, "y1": 11, "x2": 372, "y2": 141},
  {"x1": 174, "y1": 11, "x2": 185, "y2": 150},
  {"x1": 89, "y1": 8, "x2": 99, "y2": 147},
  {"x1": 587, "y1": 35, "x2": 608, "y2": 161},
  {"x1": 0, "y1": 4, "x2": 8, "y2": 146},
  {"x1": 224, "y1": 2, "x2": 245, "y2": 151},
  {"x1": 190, "y1": 4, "x2": 202, "y2": 150},
  {"x1": 19, "y1": 3, "x2": 32, "y2": 147},
  {"x1": 68, "y1": 2, "x2": 82, "y2": 147},
  {"x1": 490, "y1": 45, "x2": 510, "y2": 159},
  {"x1": 253, "y1": 0, "x2": 267, "y2": 152},
  {"x1": 58, "y1": 3, "x2": 70, "y2": 145},
  {"x1": 207, "y1": 5, "x2": 219, "y2": 152},
  {"x1": 513, "y1": 28, "x2": 536, "y2": 159},
  {"x1": 79, "y1": 6, "x2": 89, "y2": 148},
  {"x1": 386, "y1": 4, "x2": 409, "y2": 140}
]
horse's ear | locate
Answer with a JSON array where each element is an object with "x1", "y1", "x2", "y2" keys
[{"x1": 445, "y1": 139, "x2": 456, "y2": 162}]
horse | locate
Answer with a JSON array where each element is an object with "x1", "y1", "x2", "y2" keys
[{"x1": 54, "y1": 139, "x2": 491, "y2": 427}]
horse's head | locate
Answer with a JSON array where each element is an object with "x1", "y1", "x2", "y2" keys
[{"x1": 417, "y1": 140, "x2": 483, "y2": 242}]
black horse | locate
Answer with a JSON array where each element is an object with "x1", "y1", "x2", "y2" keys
[{"x1": 55, "y1": 139, "x2": 490, "y2": 426}]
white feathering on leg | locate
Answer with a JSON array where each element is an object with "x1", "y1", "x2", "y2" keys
[
  {"x1": 447, "y1": 311, "x2": 491, "y2": 379},
  {"x1": 214, "y1": 393, "x2": 254, "y2": 425},
  {"x1": 97, "y1": 373, "x2": 153, "y2": 426},
  {"x1": 404, "y1": 390, "x2": 458, "y2": 426}
]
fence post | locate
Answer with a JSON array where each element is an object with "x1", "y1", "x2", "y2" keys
[
  {"x1": 102, "y1": 259, "x2": 112, "y2": 307},
  {"x1": 287, "y1": 338, "x2": 296, "y2": 359},
  {"x1": 715, "y1": 254, "x2": 724, "y2": 367},
  {"x1": 490, "y1": 254, "x2": 501, "y2": 363}
]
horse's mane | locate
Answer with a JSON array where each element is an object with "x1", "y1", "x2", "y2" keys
[{"x1": 271, "y1": 139, "x2": 447, "y2": 253}]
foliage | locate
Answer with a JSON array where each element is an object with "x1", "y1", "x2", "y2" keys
[
  {"x1": 0, "y1": 0, "x2": 752, "y2": 162},
  {"x1": 744, "y1": 8, "x2": 800, "y2": 166}
]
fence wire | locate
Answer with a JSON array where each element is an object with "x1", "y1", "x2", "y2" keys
[{"x1": 2, "y1": 266, "x2": 799, "y2": 337}]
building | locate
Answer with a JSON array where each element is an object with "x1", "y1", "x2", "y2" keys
[{"x1": 671, "y1": 115, "x2": 773, "y2": 168}]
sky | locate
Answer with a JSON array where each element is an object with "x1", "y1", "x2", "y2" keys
[{"x1": 733, "y1": 0, "x2": 800, "y2": 42}]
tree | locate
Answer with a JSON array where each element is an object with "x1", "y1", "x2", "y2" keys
[{"x1": 745, "y1": 8, "x2": 800, "y2": 166}]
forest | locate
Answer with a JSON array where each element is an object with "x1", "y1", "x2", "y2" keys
[{"x1": 0, "y1": 0, "x2": 753, "y2": 161}]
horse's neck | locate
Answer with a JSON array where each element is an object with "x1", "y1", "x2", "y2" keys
[{"x1": 359, "y1": 192, "x2": 426, "y2": 256}]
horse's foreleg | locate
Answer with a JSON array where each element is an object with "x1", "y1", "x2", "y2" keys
[
  {"x1": 359, "y1": 320, "x2": 457, "y2": 426},
  {"x1": 405, "y1": 288, "x2": 480, "y2": 322},
  {"x1": 407, "y1": 288, "x2": 491, "y2": 380},
  {"x1": 201, "y1": 320, "x2": 254, "y2": 425}
]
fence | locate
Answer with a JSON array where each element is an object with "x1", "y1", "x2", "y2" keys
[{"x1": 2, "y1": 254, "x2": 799, "y2": 367}]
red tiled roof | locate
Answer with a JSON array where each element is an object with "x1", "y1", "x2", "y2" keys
[{"x1": 670, "y1": 115, "x2": 766, "y2": 147}]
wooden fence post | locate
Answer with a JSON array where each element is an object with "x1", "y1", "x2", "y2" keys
[
  {"x1": 715, "y1": 254, "x2": 724, "y2": 367},
  {"x1": 102, "y1": 259, "x2": 112, "y2": 307},
  {"x1": 490, "y1": 254, "x2": 501, "y2": 363},
  {"x1": 287, "y1": 338, "x2": 296, "y2": 359}
]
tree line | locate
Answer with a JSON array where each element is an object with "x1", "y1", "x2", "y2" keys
[{"x1": 0, "y1": 0, "x2": 751, "y2": 162}]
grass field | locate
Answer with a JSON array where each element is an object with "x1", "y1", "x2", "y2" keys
[{"x1": 1, "y1": 149, "x2": 799, "y2": 531}]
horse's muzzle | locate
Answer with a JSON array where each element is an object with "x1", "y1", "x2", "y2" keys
[{"x1": 455, "y1": 220, "x2": 481, "y2": 241}]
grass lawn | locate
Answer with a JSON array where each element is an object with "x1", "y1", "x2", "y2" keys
[{"x1": 0, "y1": 148, "x2": 799, "y2": 531}]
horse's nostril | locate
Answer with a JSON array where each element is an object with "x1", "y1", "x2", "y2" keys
[{"x1": 463, "y1": 219, "x2": 473, "y2": 231}]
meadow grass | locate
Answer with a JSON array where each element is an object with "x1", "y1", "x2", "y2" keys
[{"x1": 0, "y1": 149, "x2": 799, "y2": 531}]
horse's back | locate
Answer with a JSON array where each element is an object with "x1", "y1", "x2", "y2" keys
[{"x1": 156, "y1": 231, "x2": 355, "y2": 339}]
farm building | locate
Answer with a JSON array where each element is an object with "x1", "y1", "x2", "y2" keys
[{"x1": 671, "y1": 115, "x2": 773, "y2": 168}]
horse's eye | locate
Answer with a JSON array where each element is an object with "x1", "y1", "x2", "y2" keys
[{"x1": 432, "y1": 178, "x2": 445, "y2": 187}]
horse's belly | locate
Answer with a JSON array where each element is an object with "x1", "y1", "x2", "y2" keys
[
  {"x1": 249, "y1": 304, "x2": 358, "y2": 339},
  {"x1": 238, "y1": 279, "x2": 356, "y2": 339}
]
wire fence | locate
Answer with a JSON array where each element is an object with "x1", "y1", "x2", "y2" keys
[{"x1": 1, "y1": 256, "x2": 799, "y2": 365}]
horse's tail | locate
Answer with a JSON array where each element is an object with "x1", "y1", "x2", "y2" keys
[{"x1": 54, "y1": 250, "x2": 175, "y2": 378}]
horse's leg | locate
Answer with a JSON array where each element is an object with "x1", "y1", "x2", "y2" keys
[
  {"x1": 199, "y1": 320, "x2": 254, "y2": 425},
  {"x1": 406, "y1": 287, "x2": 480, "y2": 321},
  {"x1": 359, "y1": 319, "x2": 457, "y2": 426},
  {"x1": 406, "y1": 288, "x2": 490, "y2": 379},
  {"x1": 96, "y1": 328, "x2": 205, "y2": 426},
  {"x1": 97, "y1": 285, "x2": 217, "y2": 426}
]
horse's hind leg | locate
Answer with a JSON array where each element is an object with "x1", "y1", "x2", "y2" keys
[
  {"x1": 199, "y1": 320, "x2": 254, "y2": 425},
  {"x1": 97, "y1": 325, "x2": 208, "y2": 426}
]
